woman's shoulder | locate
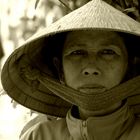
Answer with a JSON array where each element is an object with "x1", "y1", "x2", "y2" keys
[{"x1": 20, "y1": 117, "x2": 69, "y2": 140}]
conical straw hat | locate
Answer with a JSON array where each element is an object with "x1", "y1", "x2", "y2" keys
[{"x1": 1, "y1": 0, "x2": 140, "y2": 117}]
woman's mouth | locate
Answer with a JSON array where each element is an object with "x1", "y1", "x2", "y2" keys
[{"x1": 78, "y1": 84, "x2": 106, "y2": 93}]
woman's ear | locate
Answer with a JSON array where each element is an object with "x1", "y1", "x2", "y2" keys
[{"x1": 53, "y1": 57, "x2": 65, "y2": 84}]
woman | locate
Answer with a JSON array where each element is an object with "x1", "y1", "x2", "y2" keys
[{"x1": 1, "y1": 0, "x2": 140, "y2": 139}]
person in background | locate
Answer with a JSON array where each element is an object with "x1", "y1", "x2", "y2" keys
[{"x1": 1, "y1": 0, "x2": 140, "y2": 139}]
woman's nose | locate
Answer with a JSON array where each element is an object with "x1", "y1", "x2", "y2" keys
[
  {"x1": 82, "y1": 54, "x2": 101, "y2": 76},
  {"x1": 82, "y1": 65, "x2": 100, "y2": 76}
]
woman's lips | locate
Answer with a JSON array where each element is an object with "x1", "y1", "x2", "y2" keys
[{"x1": 78, "y1": 84, "x2": 106, "y2": 93}]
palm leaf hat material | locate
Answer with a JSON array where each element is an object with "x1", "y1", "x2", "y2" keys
[{"x1": 1, "y1": 0, "x2": 140, "y2": 117}]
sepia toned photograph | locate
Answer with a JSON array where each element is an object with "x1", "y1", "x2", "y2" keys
[{"x1": 0, "y1": 0, "x2": 140, "y2": 140}]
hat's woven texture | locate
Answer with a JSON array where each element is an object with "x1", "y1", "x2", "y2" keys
[{"x1": 1, "y1": 0, "x2": 140, "y2": 117}]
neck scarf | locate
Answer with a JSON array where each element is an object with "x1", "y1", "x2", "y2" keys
[{"x1": 39, "y1": 75, "x2": 140, "y2": 111}]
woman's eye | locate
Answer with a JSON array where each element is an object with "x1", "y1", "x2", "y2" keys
[
  {"x1": 100, "y1": 49, "x2": 116, "y2": 55},
  {"x1": 99, "y1": 49, "x2": 117, "y2": 60},
  {"x1": 70, "y1": 50, "x2": 86, "y2": 55}
]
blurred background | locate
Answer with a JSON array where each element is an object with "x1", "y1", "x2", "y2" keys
[
  {"x1": 0, "y1": 0, "x2": 67, "y2": 139},
  {"x1": 0, "y1": 0, "x2": 140, "y2": 139}
]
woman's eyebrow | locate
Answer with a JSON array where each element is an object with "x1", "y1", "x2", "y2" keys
[
  {"x1": 64, "y1": 43, "x2": 86, "y2": 52},
  {"x1": 102, "y1": 44, "x2": 123, "y2": 54}
]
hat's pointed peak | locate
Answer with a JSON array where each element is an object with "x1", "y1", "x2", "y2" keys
[{"x1": 26, "y1": 0, "x2": 140, "y2": 43}]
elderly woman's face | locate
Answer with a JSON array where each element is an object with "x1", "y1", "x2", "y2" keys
[{"x1": 62, "y1": 30, "x2": 128, "y2": 94}]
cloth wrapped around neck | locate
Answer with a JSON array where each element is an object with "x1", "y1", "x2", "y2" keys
[{"x1": 39, "y1": 74, "x2": 140, "y2": 112}]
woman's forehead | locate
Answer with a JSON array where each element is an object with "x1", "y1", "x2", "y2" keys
[
  {"x1": 66, "y1": 30, "x2": 123, "y2": 40},
  {"x1": 63, "y1": 30, "x2": 127, "y2": 53}
]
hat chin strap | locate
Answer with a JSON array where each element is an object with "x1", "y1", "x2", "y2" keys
[{"x1": 39, "y1": 75, "x2": 140, "y2": 111}]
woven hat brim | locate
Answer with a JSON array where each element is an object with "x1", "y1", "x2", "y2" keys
[
  {"x1": 1, "y1": 0, "x2": 140, "y2": 117},
  {"x1": 1, "y1": 47, "x2": 72, "y2": 117}
]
